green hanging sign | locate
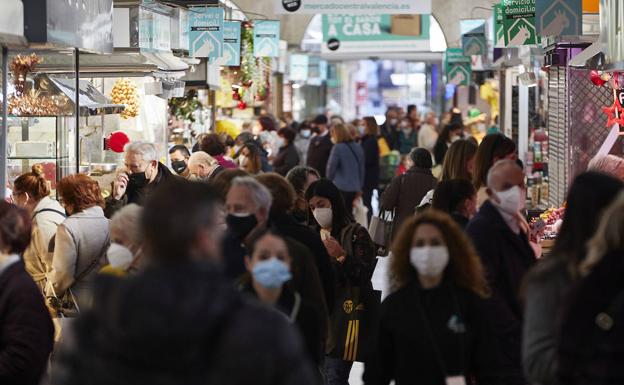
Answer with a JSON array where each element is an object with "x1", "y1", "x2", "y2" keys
[
  {"x1": 494, "y1": 3, "x2": 507, "y2": 47},
  {"x1": 502, "y1": 0, "x2": 540, "y2": 46},
  {"x1": 461, "y1": 20, "x2": 487, "y2": 56},
  {"x1": 445, "y1": 48, "x2": 471, "y2": 86}
]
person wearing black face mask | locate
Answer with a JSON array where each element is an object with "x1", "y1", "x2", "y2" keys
[
  {"x1": 104, "y1": 142, "x2": 177, "y2": 218},
  {"x1": 168, "y1": 145, "x2": 191, "y2": 179},
  {"x1": 222, "y1": 177, "x2": 272, "y2": 280}
]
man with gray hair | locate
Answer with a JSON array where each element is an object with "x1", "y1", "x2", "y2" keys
[
  {"x1": 188, "y1": 151, "x2": 223, "y2": 181},
  {"x1": 222, "y1": 176, "x2": 272, "y2": 279},
  {"x1": 466, "y1": 159, "x2": 536, "y2": 385},
  {"x1": 104, "y1": 141, "x2": 177, "y2": 218}
]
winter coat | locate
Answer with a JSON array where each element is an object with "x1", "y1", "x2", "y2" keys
[
  {"x1": 306, "y1": 133, "x2": 333, "y2": 178},
  {"x1": 397, "y1": 130, "x2": 417, "y2": 155},
  {"x1": 23, "y1": 197, "x2": 66, "y2": 290},
  {"x1": 380, "y1": 123, "x2": 398, "y2": 150},
  {"x1": 327, "y1": 141, "x2": 365, "y2": 193},
  {"x1": 0, "y1": 258, "x2": 54, "y2": 385},
  {"x1": 271, "y1": 212, "x2": 336, "y2": 312},
  {"x1": 47, "y1": 206, "x2": 110, "y2": 308},
  {"x1": 557, "y1": 250, "x2": 624, "y2": 385},
  {"x1": 242, "y1": 283, "x2": 325, "y2": 368},
  {"x1": 523, "y1": 258, "x2": 572, "y2": 385},
  {"x1": 294, "y1": 135, "x2": 311, "y2": 165},
  {"x1": 465, "y1": 201, "x2": 536, "y2": 384},
  {"x1": 48, "y1": 262, "x2": 318, "y2": 385},
  {"x1": 363, "y1": 281, "x2": 502, "y2": 385},
  {"x1": 418, "y1": 124, "x2": 439, "y2": 154},
  {"x1": 273, "y1": 143, "x2": 301, "y2": 176},
  {"x1": 360, "y1": 135, "x2": 380, "y2": 192},
  {"x1": 433, "y1": 139, "x2": 449, "y2": 166},
  {"x1": 380, "y1": 168, "x2": 437, "y2": 237},
  {"x1": 104, "y1": 162, "x2": 178, "y2": 218},
  {"x1": 214, "y1": 154, "x2": 238, "y2": 169}
]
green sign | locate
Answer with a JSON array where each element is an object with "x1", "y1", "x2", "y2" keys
[
  {"x1": 461, "y1": 20, "x2": 487, "y2": 56},
  {"x1": 494, "y1": 3, "x2": 507, "y2": 47},
  {"x1": 536, "y1": 0, "x2": 582, "y2": 36},
  {"x1": 502, "y1": 0, "x2": 540, "y2": 46},
  {"x1": 445, "y1": 48, "x2": 471, "y2": 86},
  {"x1": 322, "y1": 14, "x2": 430, "y2": 55}
]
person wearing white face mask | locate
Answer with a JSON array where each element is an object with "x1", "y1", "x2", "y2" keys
[
  {"x1": 305, "y1": 179, "x2": 378, "y2": 385},
  {"x1": 466, "y1": 159, "x2": 536, "y2": 385},
  {"x1": 100, "y1": 204, "x2": 145, "y2": 277},
  {"x1": 272, "y1": 128, "x2": 300, "y2": 176},
  {"x1": 363, "y1": 211, "x2": 499, "y2": 385}
]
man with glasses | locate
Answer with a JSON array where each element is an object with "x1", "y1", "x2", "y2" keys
[{"x1": 104, "y1": 141, "x2": 177, "y2": 218}]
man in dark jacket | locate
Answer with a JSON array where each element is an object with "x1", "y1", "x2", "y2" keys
[
  {"x1": 306, "y1": 114, "x2": 333, "y2": 178},
  {"x1": 380, "y1": 107, "x2": 399, "y2": 150},
  {"x1": 466, "y1": 159, "x2": 536, "y2": 385},
  {"x1": 49, "y1": 180, "x2": 316, "y2": 385},
  {"x1": 105, "y1": 141, "x2": 177, "y2": 218}
]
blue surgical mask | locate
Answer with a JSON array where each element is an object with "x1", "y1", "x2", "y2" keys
[{"x1": 252, "y1": 257, "x2": 292, "y2": 289}]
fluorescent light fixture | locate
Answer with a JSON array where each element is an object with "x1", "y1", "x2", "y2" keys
[
  {"x1": 390, "y1": 73, "x2": 426, "y2": 86},
  {"x1": 292, "y1": 83, "x2": 302, "y2": 89}
]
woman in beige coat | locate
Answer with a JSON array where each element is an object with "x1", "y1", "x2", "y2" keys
[{"x1": 12, "y1": 165, "x2": 66, "y2": 292}]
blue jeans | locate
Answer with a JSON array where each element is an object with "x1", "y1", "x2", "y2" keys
[{"x1": 324, "y1": 357, "x2": 353, "y2": 385}]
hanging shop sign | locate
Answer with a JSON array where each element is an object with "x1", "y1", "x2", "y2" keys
[
  {"x1": 321, "y1": 14, "x2": 430, "y2": 55},
  {"x1": 275, "y1": 0, "x2": 431, "y2": 15},
  {"x1": 254, "y1": 20, "x2": 281, "y2": 58},
  {"x1": 289, "y1": 54, "x2": 310, "y2": 82},
  {"x1": 223, "y1": 21, "x2": 241, "y2": 66},
  {"x1": 171, "y1": 8, "x2": 190, "y2": 51},
  {"x1": 536, "y1": 0, "x2": 582, "y2": 37},
  {"x1": 502, "y1": 0, "x2": 540, "y2": 46},
  {"x1": 494, "y1": 4, "x2": 507, "y2": 48},
  {"x1": 189, "y1": 7, "x2": 224, "y2": 58},
  {"x1": 461, "y1": 19, "x2": 487, "y2": 56},
  {"x1": 445, "y1": 48, "x2": 471, "y2": 86}
]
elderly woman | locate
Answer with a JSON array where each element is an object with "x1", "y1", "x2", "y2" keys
[
  {"x1": 0, "y1": 202, "x2": 54, "y2": 385},
  {"x1": 100, "y1": 204, "x2": 145, "y2": 276},
  {"x1": 47, "y1": 174, "x2": 110, "y2": 310},
  {"x1": 587, "y1": 154, "x2": 624, "y2": 180}
]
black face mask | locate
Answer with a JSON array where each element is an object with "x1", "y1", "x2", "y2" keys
[
  {"x1": 171, "y1": 160, "x2": 187, "y2": 175},
  {"x1": 128, "y1": 172, "x2": 149, "y2": 190},
  {"x1": 226, "y1": 213, "x2": 258, "y2": 239},
  {"x1": 292, "y1": 208, "x2": 309, "y2": 224}
]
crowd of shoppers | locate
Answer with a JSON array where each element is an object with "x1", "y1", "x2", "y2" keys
[{"x1": 5, "y1": 107, "x2": 624, "y2": 385}]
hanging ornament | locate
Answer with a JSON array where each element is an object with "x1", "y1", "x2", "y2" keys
[
  {"x1": 602, "y1": 72, "x2": 624, "y2": 127},
  {"x1": 590, "y1": 70, "x2": 607, "y2": 86},
  {"x1": 237, "y1": 101, "x2": 247, "y2": 110},
  {"x1": 107, "y1": 131, "x2": 130, "y2": 153},
  {"x1": 232, "y1": 90, "x2": 240, "y2": 100}
]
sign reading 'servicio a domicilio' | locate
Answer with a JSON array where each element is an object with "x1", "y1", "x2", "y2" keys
[{"x1": 276, "y1": 0, "x2": 431, "y2": 15}]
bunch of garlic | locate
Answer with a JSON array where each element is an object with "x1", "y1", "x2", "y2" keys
[{"x1": 111, "y1": 79, "x2": 140, "y2": 119}]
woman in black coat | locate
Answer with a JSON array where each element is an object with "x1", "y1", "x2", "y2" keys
[
  {"x1": 557, "y1": 191, "x2": 624, "y2": 385},
  {"x1": 360, "y1": 117, "x2": 380, "y2": 221},
  {"x1": 0, "y1": 202, "x2": 54, "y2": 385},
  {"x1": 273, "y1": 128, "x2": 301, "y2": 176},
  {"x1": 364, "y1": 210, "x2": 500, "y2": 385}
]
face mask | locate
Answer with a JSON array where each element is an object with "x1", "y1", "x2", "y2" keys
[
  {"x1": 252, "y1": 257, "x2": 292, "y2": 289},
  {"x1": 171, "y1": 160, "x2": 187, "y2": 175},
  {"x1": 275, "y1": 137, "x2": 286, "y2": 148},
  {"x1": 358, "y1": 126, "x2": 367, "y2": 135},
  {"x1": 492, "y1": 185, "x2": 525, "y2": 214},
  {"x1": 410, "y1": 246, "x2": 449, "y2": 277},
  {"x1": 313, "y1": 207, "x2": 333, "y2": 229},
  {"x1": 450, "y1": 135, "x2": 461, "y2": 143},
  {"x1": 106, "y1": 243, "x2": 134, "y2": 270},
  {"x1": 238, "y1": 155, "x2": 248, "y2": 167},
  {"x1": 128, "y1": 171, "x2": 148, "y2": 189},
  {"x1": 226, "y1": 212, "x2": 258, "y2": 239},
  {"x1": 301, "y1": 129, "x2": 312, "y2": 138},
  {"x1": 389, "y1": 119, "x2": 398, "y2": 126}
]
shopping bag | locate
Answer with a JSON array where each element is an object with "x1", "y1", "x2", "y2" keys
[{"x1": 369, "y1": 210, "x2": 393, "y2": 256}]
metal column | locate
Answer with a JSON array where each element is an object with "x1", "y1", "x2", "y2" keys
[
  {"x1": 74, "y1": 48, "x2": 80, "y2": 174},
  {"x1": 1, "y1": 47, "x2": 8, "y2": 199}
]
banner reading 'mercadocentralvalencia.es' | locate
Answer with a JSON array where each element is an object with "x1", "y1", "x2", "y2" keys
[{"x1": 275, "y1": 0, "x2": 431, "y2": 15}]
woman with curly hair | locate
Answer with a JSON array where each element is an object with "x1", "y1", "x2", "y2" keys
[{"x1": 364, "y1": 210, "x2": 500, "y2": 385}]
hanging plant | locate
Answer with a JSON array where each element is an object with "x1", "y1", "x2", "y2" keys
[{"x1": 168, "y1": 90, "x2": 203, "y2": 122}]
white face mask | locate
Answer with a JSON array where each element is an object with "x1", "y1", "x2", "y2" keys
[
  {"x1": 358, "y1": 126, "x2": 366, "y2": 135},
  {"x1": 409, "y1": 246, "x2": 449, "y2": 277},
  {"x1": 107, "y1": 243, "x2": 134, "y2": 270},
  {"x1": 275, "y1": 137, "x2": 286, "y2": 148},
  {"x1": 492, "y1": 185, "x2": 525, "y2": 214},
  {"x1": 238, "y1": 155, "x2": 248, "y2": 167},
  {"x1": 313, "y1": 207, "x2": 333, "y2": 229},
  {"x1": 301, "y1": 129, "x2": 312, "y2": 138},
  {"x1": 450, "y1": 135, "x2": 461, "y2": 143}
]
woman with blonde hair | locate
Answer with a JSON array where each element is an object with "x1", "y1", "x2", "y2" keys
[
  {"x1": 364, "y1": 210, "x2": 499, "y2": 385},
  {"x1": 440, "y1": 139, "x2": 478, "y2": 182},
  {"x1": 326, "y1": 123, "x2": 365, "y2": 208},
  {"x1": 557, "y1": 191, "x2": 624, "y2": 385},
  {"x1": 12, "y1": 165, "x2": 65, "y2": 291}
]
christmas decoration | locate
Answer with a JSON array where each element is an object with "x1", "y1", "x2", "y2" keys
[
  {"x1": 237, "y1": 101, "x2": 247, "y2": 110},
  {"x1": 168, "y1": 90, "x2": 203, "y2": 122},
  {"x1": 107, "y1": 131, "x2": 130, "y2": 153},
  {"x1": 590, "y1": 70, "x2": 608, "y2": 86},
  {"x1": 602, "y1": 73, "x2": 624, "y2": 127},
  {"x1": 10, "y1": 54, "x2": 42, "y2": 96}
]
